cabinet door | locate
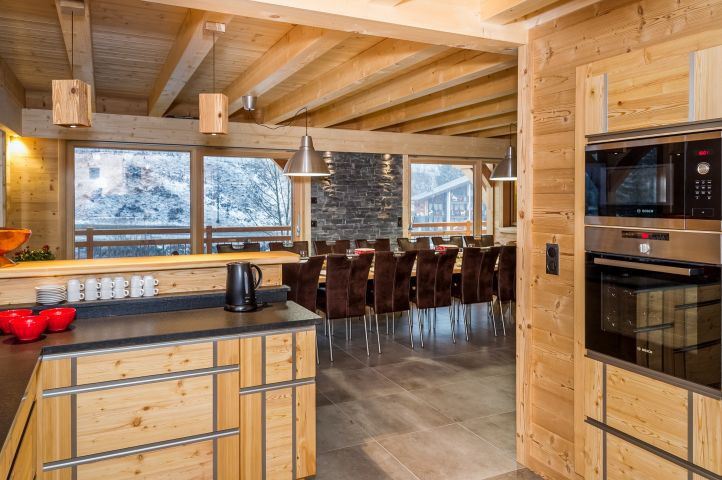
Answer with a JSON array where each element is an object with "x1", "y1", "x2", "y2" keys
[
  {"x1": 606, "y1": 435, "x2": 687, "y2": 480},
  {"x1": 8, "y1": 406, "x2": 36, "y2": 480}
]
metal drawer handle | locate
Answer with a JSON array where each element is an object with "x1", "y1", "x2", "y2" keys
[{"x1": 593, "y1": 257, "x2": 703, "y2": 276}]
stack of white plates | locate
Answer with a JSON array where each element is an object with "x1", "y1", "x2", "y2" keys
[{"x1": 35, "y1": 285, "x2": 67, "y2": 305}]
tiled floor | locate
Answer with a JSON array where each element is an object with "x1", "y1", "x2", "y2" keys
[{"x1": 314, "y1": 302, "x2": 541, "y2": 480}]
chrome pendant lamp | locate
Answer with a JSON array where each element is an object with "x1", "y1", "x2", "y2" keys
[
  {"x1": 490, "y1": 123, "x2": 517, "y2": 181},
  {"x1": 283, "y1": 107, "x2": 331, "y2": 177}
]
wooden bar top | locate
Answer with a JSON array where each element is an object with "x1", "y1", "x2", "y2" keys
[{"x1": 0, "y1": 251, "x2": 299, "y2": 279}]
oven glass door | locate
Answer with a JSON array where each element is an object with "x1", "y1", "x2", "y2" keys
[
  {"x1": 586, "y1": 253, "x2": 721, "y2": 390},
  {"x1": 585, "y1": 142, "x2": 685, "y2": 219}
]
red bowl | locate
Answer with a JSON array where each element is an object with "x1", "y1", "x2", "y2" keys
[
  {"x1": 40, "y1": 308, "x2": 77, "y2": 332},
  {"x1": 0, "y1": 309, "x2": 34, "y2": 334},
  {"x1": 9, "y1": 315, "x2": 48, "y2": 341}
]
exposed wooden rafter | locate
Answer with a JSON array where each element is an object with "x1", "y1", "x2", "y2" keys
[
  {"x1": 262, "y1": 39, "x2": 447, "y2": 125},
  {"x1": 368, "y1": 0, "x2": 411, "y2": 5},
  {"x1": 480, "y1": 0, "x2": 561, "y2": 24},
  {"x1": 148, "y1": 10, "x2": 233, "y2": 117},
  {"x1": 225, "y1": 25, "x2": 349, "y2": 115},
  {"x1": 473, "y1": 125, "x2": 513, "y2": 138},
  {"x1": 387, "y1": 94, "x2": 517, "y2": 133},
  {"x1": 0, "y1": 57, "x2": 24, "y2": 134},
  {"x1": 143, "y1": 0, "x2": 526, "y2": 52},
  {"x1": 425, "y1": 111, "x2": 516, "y2": 136},
  {"x1": 308, "y1": 50, "x2": 516, "y2": 127},
  {"x1": 55, "y1": 0, "x2": 95, "y2": 110},
  {"x1": 336, "y1": 67, "x2": 517, "y2": 131}
]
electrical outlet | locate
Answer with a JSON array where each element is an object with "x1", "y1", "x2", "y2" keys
[
  {"x1": 546, "y1": 243, "x2": 559, "y2": 275},
  {"x1": 311, "y1": 197, "x2": 317, "y2": 204},
  {"x1": 311, "y1": 220, "x2": 317, "y2": 228},
  {"x1": 397, "y1": 217, "x2": 402, "y2": 227}
]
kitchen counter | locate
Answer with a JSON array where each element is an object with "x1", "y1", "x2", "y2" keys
[{"x1": 0, "y1": 301, "x2": 320, "y2": 461}]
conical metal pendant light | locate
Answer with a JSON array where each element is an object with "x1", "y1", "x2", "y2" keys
[
  {"x1": 283, "y1": 107, "x2": 331, "y2": 177},
  {"x1": 490, "y1": 123, "x2": 517, "y2": 181},
  {"x1": 53, "y1": 8, "x2": 92, "y2": 128},
  {"x1": 199, "y1": 28, "x2": 228, "y2": 135}
]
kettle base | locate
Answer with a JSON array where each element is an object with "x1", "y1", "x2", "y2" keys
[{"x1": 225, "y1": 304, "x2": 259, "y2": 313}]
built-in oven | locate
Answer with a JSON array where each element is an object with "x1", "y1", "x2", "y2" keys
[
  {"x1": 585, "y1": 130, "x2": 722, "y2": 230},
  {"x1": 585, "y1": 226, "x2": 721, "y2": 393}
]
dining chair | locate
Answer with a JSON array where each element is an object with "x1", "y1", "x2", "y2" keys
[
  {"x1": 415, "y1": 237, "x2": 431, "y2": 250},
  {"x1": 369, "y1": 238, "x2": 391, "y2": 251},
  {"x1": 283, "y1": 256, "x2": 325, "y2": 312},
  {"x1": 431, "y1": 236, "x2": 444, "y2": 246},
  {"x1": 463, "y1": 235, "x2": 475, "y2": 247},
  {"x1": 269, "y1": 241, "x2": 309, "y2": 254},
  {"x1": 216, "y1": 242, "x2": 261, "y2": 253},
  {"x1": 397, "y1": 237, "x2": 414, "y2": 252},
  {"x1": 433, "y1": 248, "x2": 459, "y2": 340},
  {"x1": 393, "y1": 251, "x2": 418, "y2": 348},
  {"x1": 355, "y1": 239, "x2": 370, "y2": 249},
  {"x1": 410, "y1": 250, "x2": 437, "y2": 348},
  {"x1": 479, "y1": 246, "x2": 501, "y2": 335},
  {"x1": 480, "y1": 235, "x2": 494, "y2": 247},
  {"x1": 365, "y1": 252, "x2": 395, "y2": 355},
  {"x1": 449, "y1": 236, "x2": 464, "y2": 248},
  {"x1": 313, "y1": 240, "x2": 333, "y2": 255},
  {"x1": 332, "y1": 239, "x2": 351, "y2": 254},
  {"x1": 496, "y1": 245, "x2": 516, "y2": 335},
  {"x1": 451, "y1": 247, "x2": 484, "y2": 342}
]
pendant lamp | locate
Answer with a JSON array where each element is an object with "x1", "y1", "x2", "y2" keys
[
  {"x1": 53, "y1": 9, "x2": 92, "y2": 128},
  {"x1": 199, "y1": 28, "x2": 228, "y2": 135},
  {"x1": 283, "y1": 108, "x2": 331, "y2": 177},
  {"x1": 490, "y1": 123, "x2": 517, "y2": 181}
]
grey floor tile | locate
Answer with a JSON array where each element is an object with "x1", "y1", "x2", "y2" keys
[
  {"x1": 435, "y1": 349, "x2": 516, "y2": 379},
  {"x1": 316, "y1": 442, "x2": 418, "y2": 480},
  {"x1": 484, "y1": 468, "x2": 543, "y2": 479},
  {"x1": 409, "y1": 374, "x2": 515, "y2": 422},
  {"x1": 379, "y1": 424, "x2": 517, "y2": 480},
  {"x1": 462, "y1": 411, "x2": 517, "y2": 456},
  {"x1": 316, "y1": 404, "x2": 370, "y2": 453},
  {"x1": 317, "y1": 366, "x2": 406, "y2": 403},
  {"x1": 372, "y1": 356, "x2": 467, "y2": 390},
  {"x1": 337, "y1": 391, "x2": 453, "y2": 440}
]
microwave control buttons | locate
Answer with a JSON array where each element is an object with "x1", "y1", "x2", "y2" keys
[
  {"x1": 697, "y1": 162, "x2": 711, "y2": 175},
  {"x1": 639, "y1": 243, "x2": 651, "y2": 255}
]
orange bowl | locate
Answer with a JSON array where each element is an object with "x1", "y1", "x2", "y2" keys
[
  {"x1": 0, "y1": 228, "x2": 32, "y2": 267},
  {"x1": 40, "y1": 307, "x2": 77, "y2": 332}
]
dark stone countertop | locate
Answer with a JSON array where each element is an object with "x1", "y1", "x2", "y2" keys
[{"x1": 0, "y1": 300, "x2": 320, "y2": 452}]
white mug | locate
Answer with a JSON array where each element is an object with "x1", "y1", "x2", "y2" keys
[
  {"x1": 84, "y1": 278, "x2": 100, "y2": 300},
  {"x1": 68, "y1": 291, "x2": 85, "y2": 302},
  {"x1": 113, "y1": 286, "x2": 129, "y2": 299},
  {"x1": 142, "y1": 275, "x2": 159, "y2": 287},
  {"x1": 143, "y1": 287, "x2": 160, "y2": 297},
  {"x1": 130, "y1": 275, "x2": 144, "y2": 289},
  {"x1": 99, "y1": 289, "x2": 115, "y2": 300},
  {"x1": 68, "y1": 279, "x2": 84, "y2": 292},
  {"x1": 113, "y1": 276, "x2": 129, "y2": 288},
  {"x1": 129, "y1": 287, "x2": 144, "y2": 298},
  {"x1": 100, "y1": 277, "x2": 115, "y2": 290}
]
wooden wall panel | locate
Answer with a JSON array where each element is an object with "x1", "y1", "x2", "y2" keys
[
  {"x1": 296, "y1": 383, "x2": 316, "y2": 478},
  {"x1": 265, "y1": 333, "x2": 293, "y2": 385},
  {"x1": 606, "y1": 435, "x2": 687, "y2": 480},
  {"x1": 75, "y1": 342, "x2": 214, "y2": 384},
  {"x1": 295, "y1": 329, "x2": 315, "y2": 380},
  {"x1": 38, "y1": 358, "x2": 72, "y2": 468},
  {"x1": 8, "y1": 405, "x2": 36, "y2": 480},
  {"x1": 265, "y1": 387, "x2": 293, "y2": 480},
  {"x1": 693, "y1": 394, "x2": 722, "y2": 476},
  {"x1": 692, "y1": 44, "x2": 722, "y2": 120},
  {"x1": 240, "y1": 392, "x2": 263, "y2": 480},
  {"x1": 583, "y1": 73, "x2": 606, "y2": 135},
  {"x1": 583, "y1": 424, "x2": 602, "y2": 480},
  {"x1": 240, "y1": 336, "x2": 263, "y2": 389},
  {"x1": 76, "y1": 440, "x2": 214, "y2": 480},
  {"x1": 583, "y1": 357, "x2": 602, "y2": 421}
]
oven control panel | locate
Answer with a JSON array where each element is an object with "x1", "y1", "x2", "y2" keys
[{"x1": 687, "y1": 138, "x2": 721, "y2": 219}]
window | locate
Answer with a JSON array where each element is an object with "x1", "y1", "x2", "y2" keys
[
  {"x1": 410, "y1": 163, "x2": 476, "y2": 235},
  {"x1": 503, "y1": 181, "x2": 517, "y2": 227},
  {"x1": 74, "y1": 147, "x2": 191, "y2": 258},
  {"x1": 203, "y1": 156, "x2": 292, "y2": 251}
]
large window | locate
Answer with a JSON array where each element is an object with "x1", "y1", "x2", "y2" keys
[
  {"x1": 203, "y1": 156, "x2": 292, "y2": 251},
  {"x1": 74, "y1": 147, "x2": 191, "y2": 258}
]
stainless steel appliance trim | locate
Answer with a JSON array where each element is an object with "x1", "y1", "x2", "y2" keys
[
  {"x1": 585, "y1": 216, "x2": 686, "y2": 230},
  {"x1": 685, "y1": 219, "x2": 722, "y2": 232},
  {"x1": 43, "y1": 428, "x2": 239, "y2": 471},
  {"x1": 585, "y1": 418, "x2": 720, "y2": 480},
  {"x1": 239, "y1": 377, "x2": 315, "y2": 395},
  {"x1": 592, "y1": 257, "x2": 703, "y2": 276},
  {"x1": 586, "y1": 351, "x2": 721, "y2": 399},
  {"x1": 586, "y1": 119, "x2": 722, "y2": 144},
  {"x1": 42, "y1": 364, "x2": 239, "y2": 397},
  {"x1": 585, "y1": 129, "x2": 721, "y2": 150}
]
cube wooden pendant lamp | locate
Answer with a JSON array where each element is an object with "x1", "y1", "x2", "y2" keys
[
  {"x1": 52, "y1": 79, "x2": 92, "y2": 128},
  {"x1": 199, "y1": 93, "x2": 228, "y2": 135}
]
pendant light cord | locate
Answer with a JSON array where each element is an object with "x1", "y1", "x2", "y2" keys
[
  {"x1": 212, "y1": 31, "x2": 216, "y2": 93},
  {"x1": 254, "y1": 106, "x2": 309, "y2": 132},
  {"x1": 70, "y1": 11, "x2": 74, "y2": 78}
]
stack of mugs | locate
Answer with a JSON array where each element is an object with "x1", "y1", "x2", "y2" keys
[{"x1": 68, "y1": 275, "x2": 160, "y2": 302}]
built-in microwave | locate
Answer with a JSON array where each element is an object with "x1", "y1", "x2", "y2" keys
[
  {"x1": 585, "y1": 131, "x2": 722, "y2": 230},
  {"x1": 585, "y1": 226, "x2": 721, "y2": 393}
]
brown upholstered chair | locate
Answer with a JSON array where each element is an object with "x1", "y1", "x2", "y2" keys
[
  {"x1": 369, "y1": 238, "x2": 391, "y2": 251},
  {"x1": 283, "y1": 256, "x2": 324, "y2": 312},
  {"x1": 481, "y1": 235, "x2": 494, "y2": 247},
  {"x1": 449, "y1": 236, "x2": 464, "y2": 248},
  {"x1": 410, "y1": 250, "x2": 437, "y2": 347},
  {"x1": 397, "y1": 237, "x2": 414, "y2": 252},
  {"x1": 433, "y1": 249, "x2": 458, "y2": 340},
  {"x1": 269, "y1": 241, "x2": 309, "y2": 255},
  {"x1": 431, "y1": 236, "x2": 444, "y2": 246},
  {"x1": 332, "y1": 239, "x2": 351, "y2": 254},
  {"x1": 216, "y1": 242, "x2": 261, "y2": 253},
  {"x1": 365, "y1": 252, "x2": 395, "y2": 354},
  {"x1": 313, "y1": 240, "x2": 333, "y2": 255},
  {"x1": 393, "y1": 251, "x2": 418, "y2": 347},
  {"x1": 496, "y1": 245, "x2": 516, "y2": 335},
  {"x1": 414, "y1": 237, "x2": 431, "y2": 250},
  {"x1": 451, "y1": 247, "x2": 484, "y2": 341},
  {"x1": 355, "y1": 239, "x2": 370, "y2": 249},
  {"x1": 479, "y1": 247, "x2": 501, "y2": 335}
]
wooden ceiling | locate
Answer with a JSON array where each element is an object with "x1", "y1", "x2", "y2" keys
[{"x1": 0, "y1": 0, "x2": 594, "y2": 139}]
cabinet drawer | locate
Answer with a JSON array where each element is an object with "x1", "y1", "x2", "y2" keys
[
  {"x1": 76, "y1": 440, "x2": 214, "y2": 480},
  {"x1": 76, "y1": 342, "x2": 214, "y2": 384},
  {"x1": 76, "y1": 376, "x2": 214, "y2": 456},
  {"x1": 240, "y1": 330, "x2": 316, "y2": 389},
  {"x1": 606, "y1": 435, "x2": 687, "y2": 480}
]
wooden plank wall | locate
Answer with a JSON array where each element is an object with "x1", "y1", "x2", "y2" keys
[{"x1": 522, "y1": 1, "x2": 722, "y2": 479}]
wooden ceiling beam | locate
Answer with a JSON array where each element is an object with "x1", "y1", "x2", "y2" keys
[
  {"x1": 523, "y1": 0, "x2": 602, "y2": 28},
  {"x1": 55, "y1": 0, "x2": 95, "y2": 110},
  {"x1": 480, "y1": 0, "x2": 560, "y2": 24},
  {"x1": 368, "y1": 0, "x2": 411, "y2": 5},
  {"x1": 336, "y1": 66, "x2": 517, "y2": 131},
  {"x1": 143, "y1": 0, "x2": 526, "y2": 52},
  {"x1": 308, "y1": 50, "x2": 516, "y2": 128},
  {"x1": 262, "y1": 39, "x2": 447, "y2": 125},
  {"x1": 148, "y1": 10, "x2": 233, "y2": 117},
  {"x1": 472, "y1": 125, "x2": 514, "y2": 137},
  {"x1": 426, "y1": 111, "x2": 516, "y2": 136},
  {"x1": 388, "y1": 94, "x2": 517, "y2": 133},
  {"x1": 225, "y1": 25, "x2": 349, "y2": 115},
  {"x1": 0, "y1": 57, "x2": 24, "y2": 134}
]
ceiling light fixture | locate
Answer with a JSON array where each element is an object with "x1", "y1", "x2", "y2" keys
[
  {"x1": 53, "y1": 5, "x2": 92, "y2": 128},
  {"x1": 199, "y1": 25, "x2": 228, "y2": 135},
  {"x1": 241, "y1": 95, "x2": 257, "y2": 111},
  {"x1": 283, "y1": 107, "x2": 331, "y2": 177},
  {"x1": 490, "y1": 123, "x2": 517, "y2": 181}
]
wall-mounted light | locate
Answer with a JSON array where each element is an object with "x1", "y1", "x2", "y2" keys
[{"x1": 8, "y1": 137, "x2": 28, "y2": 156}]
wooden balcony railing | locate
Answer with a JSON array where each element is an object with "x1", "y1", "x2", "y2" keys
[
  {"x1": 74, "y1": 226, "x2": 292, "y2": 259},
  {"x1": 408, "y1": 220, "x2": 486, "y2": 237}
]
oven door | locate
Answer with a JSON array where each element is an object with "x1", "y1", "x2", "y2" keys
[
  {"x1": 585, "y1": 139, "x2": 685, "y2": 229},
  {"x1": 586, "y1": 252, "x2": 721, "y2": 391}
]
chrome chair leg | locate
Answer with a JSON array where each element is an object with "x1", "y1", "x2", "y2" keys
[
  {"x1": 362, "y1": 315, "x2": 370, "y2": 356},
  {"x1": 374, "y1": 314, "x2": 382, "y2": 354},
  {"x1": 501, "y1": 301, "x2": 508, "y2": 336},
  {"x1": 391, "y1": 312, "x2": 395, "y2": 338},
  {"x1": 328, "y1": 318, "x2": 334, "y2": 362},
  {"x1": 316, "y1": 333, "x2": 320, "y2": 365},
  {"x1": 419, "y1": 309, "x2": 425, "y2": 348},
  {"x1": 408, "y1": 309, "x2": 415, "y2": 349},
  {"x1": 449, "y1": 305, "x2": 456, "y2": 344},
  {"x1": 489, "y1": 301, "x2": 498, "y2": 337}
]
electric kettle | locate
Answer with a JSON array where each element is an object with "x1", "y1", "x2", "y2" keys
[{"x1": 225, "y1": 262, "x2": 263, "y2": 312}]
